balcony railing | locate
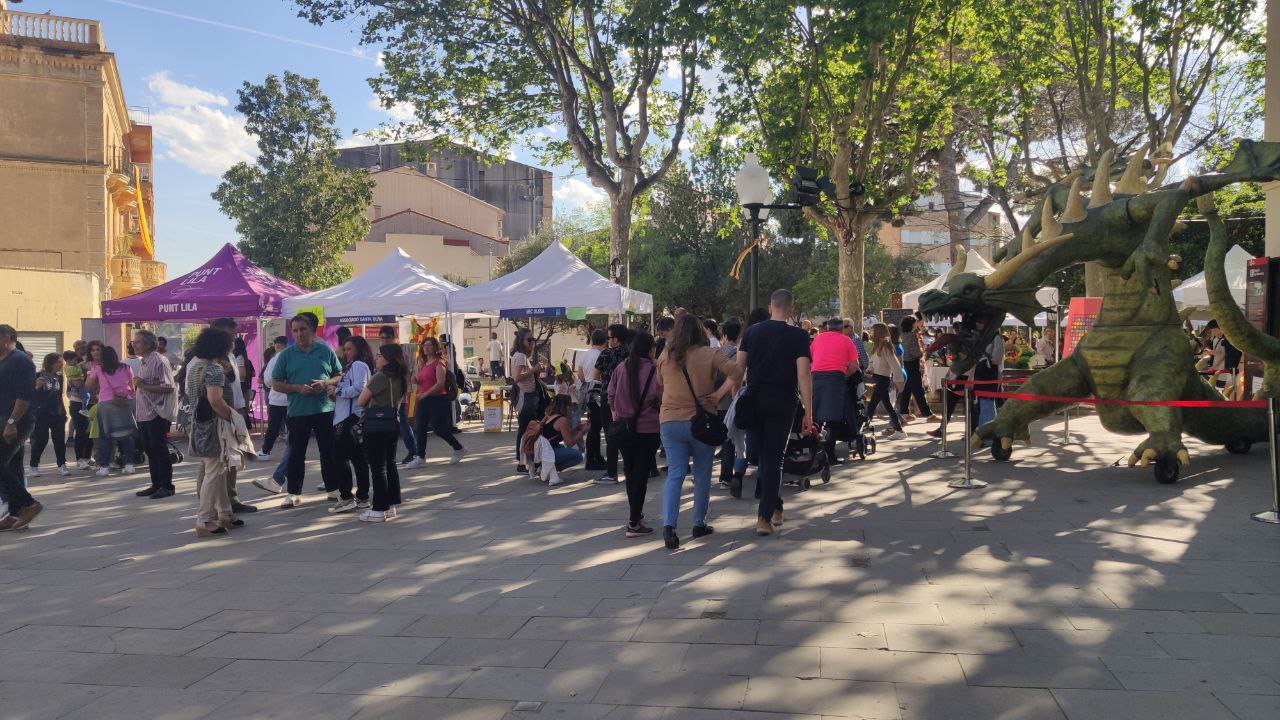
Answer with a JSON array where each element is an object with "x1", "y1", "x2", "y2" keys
[{"x1": 0, "y1": 10, "x2": 103, "y2": 51}]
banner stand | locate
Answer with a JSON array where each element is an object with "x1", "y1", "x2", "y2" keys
[{"x1": 1252, "y1": 396, "x2": 1280, "y2": 525}]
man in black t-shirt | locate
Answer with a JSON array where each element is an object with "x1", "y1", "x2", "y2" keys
[
  {"x1": 0, "y1": 324, "x2": 42, "y2": 531},
  {"x1": 737, "y1": 290, "x2": 813, "y2": 536}
]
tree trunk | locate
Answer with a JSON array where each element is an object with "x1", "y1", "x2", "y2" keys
[
  {"x1": 610, "y1": 179, "x2": 636, "y2": 288},
  {"x1": 936, "y1": 134, "x2": 970, "y2": 261},
  {"x1": 1084, "y1": 261, "x2": 1106, "y2": 296},
  {"x1": 838, "y1": 224, "x2": 865, "y2": 329}
]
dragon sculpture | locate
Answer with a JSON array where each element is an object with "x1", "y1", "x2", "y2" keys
[{"x1": 918, "y1": 139, "x2": 1280, "y2": 483}]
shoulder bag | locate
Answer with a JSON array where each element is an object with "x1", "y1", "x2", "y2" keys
[
  {"x1": 360, "y1": 376, "x2": 401, "y2": 434},
  {"x1": 186, "y1": 360, "x2": 221, "y2": 458},
  {"x1": 606, "y1": 366, "x2": 655, "y2": 446},
  {"x1": 681, "y1": 363, "x2": 728, "y2": 446}
]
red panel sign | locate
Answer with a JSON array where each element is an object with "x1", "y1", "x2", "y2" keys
[{"x1": 1062, "y1": 297, "x2": 1103, "y2": 357}]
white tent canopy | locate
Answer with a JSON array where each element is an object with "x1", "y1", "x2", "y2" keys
[
  {"x1": 448, "y1": 241, "x2": 654, "y2": 316},
  {"x1": 1173, "y1": 244, "x2": 1254, "y2": 309},
  {"x1": 902, "y1": 248, "x2": 1058, "y2": 311},
  {"x1": 282, "y1": 247, "x2": 460, "y2": 321}
]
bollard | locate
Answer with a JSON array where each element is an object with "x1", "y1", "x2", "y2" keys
[
  {"x1": 948, "y1": 383, "x2": 987, "y2": 489},
  {"x1": 1251, "y1": 396, "x2": 1280, "y2": 524},
  {"x1": 931, "y1": 382, "x2": 956, "y2": 459}
]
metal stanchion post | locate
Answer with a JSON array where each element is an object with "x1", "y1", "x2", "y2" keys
[
  {"x1": 931, "y1": 380, "x2": 956, "y2": 459},
  {"x1": 1251, "y1": 396, "x2": 1280, "y2": 524},
  {"x1": 949, "y1": 383, "x2": 986, "y2": 489}
]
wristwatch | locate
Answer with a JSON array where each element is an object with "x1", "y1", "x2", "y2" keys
[{"x1": 5, "y1": 418, "x2": 14, "y2": 426}]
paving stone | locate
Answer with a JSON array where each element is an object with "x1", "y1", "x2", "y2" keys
[
  {"x1": 424, "y1": 638, "x2": 565, "y2": 668},
  {"x1": 190, "y1": 632, "x2": 334, "y2": 660},
  {"x1": 451, "y1": 667, "x2": 610, "y2": 704},
  {"x1": 958, "y1": 655, "x2": 1123, "y2": 689},
  {"x1": 188, "y1": 609, "x2": 316, "y2": 633},
  {"x1": 291, "y1": 612, "x2": 423, "y2": 637},
  {"x1": 1099, "y1": 589, "x2": 1244, "y2": 613},
  {"x1": 0, "y1": 680, "x2": 114, "y2": 720},
  {"x1": 755, "y1": 621, "x2": 887, "y2": 649},
  {"x1": 68, "y1": 653, "x2": 232, "y2": 688},
  {"x1": 896, "y1": 685, "x2": 1067, "y2": 720},
  {"x1": 1012, "y1": 628, "x2": 1170, "y2": 658},
  {"x1": 820, "y1": 647, "x2": 966, "y2": 684},
  {"x1": 0, "y1": 649, "x2": 115, "y2": 682},
  {"x1": 1214, "y1": 693, "x2": 1280, "y2": 720},
  {"x1": 883, "y1": 623, "x2": 1019, "y2": 654},
  {"x1": 742, "y1": 675, "x2": 897, "y2": 717},
  {"x1": 681, "y1": 643, "x2": 821, "y2": 677},
  {"x1": 86, "y1": 605, "x2": 221, "y2": 629},
  {"x1": 511, "y1": 617, "x2": 642, "y2": 642},
  {"x1": 350, "y1": 696, "x2": 514, "y2": 720},
  {"x1": 939, "y1": 603, "x2": 1074, "y2": 629},
  {"x1": 304, "y1": 635, "x2": 447, "y2": 664},
  {"x1": 482, "y1": 597, "x2": 601, "y2": 617},
  {"x1": 1151, "y1": 632, "x2": 1280, "y2": 661},
  {"x1": 546, "y1": 641, "x2": 690, "y2": 670},
  {"x1": 398, "y1": 614, "x2": 531, "y2": 639},
  {"x1": 315, "y1": 662, "x2": 475, "y2": 697},
  {"x1": 1222, "y1": 593, "x2": 1280, "y2": 614},
  {"x1": 593, "y1": 670, "x2": 748, "y2": 710},
  {"x1": 0, "y1": 624, "x2": 121, "y2": 652},
  {"x1": 632, "y1": 618, "x2": 760, "y2": 645},
  {"x1": 105, "y1": 628, "x2": 228, "y2": 656},
  {"x1": 191, "y1": 658, "x2": 352, "y2": 692},
  {"x1": 657, "y1": 710, "x2": 816, "y2": 720},
  {"x1": 210, "y1": 692, "x2": 364, "y2": 720},
  {"x1": 56, "y1": 686, "x2": 240, "y2": 720},
  {"x1": 1049, "y1": 689, "x2": 1238, "y2": 720}
]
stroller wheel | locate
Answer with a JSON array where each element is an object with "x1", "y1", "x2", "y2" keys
[
  {"x1": 801, "y1": 476, "x2": 811, "y2": 491},
  {"x1": 865, "y1": 436, "x2": 877, "y2": 456},
  {"x1": 821, "y1": 462, "x2": 831, "y2": 484}
]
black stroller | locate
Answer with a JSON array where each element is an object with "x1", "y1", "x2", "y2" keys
[
  {"x1": 813, "y1": 371, "x2": 877, "y2": 465},
  {"x1": 783, "y1": 403, "x2": 831, "y2": 491}
]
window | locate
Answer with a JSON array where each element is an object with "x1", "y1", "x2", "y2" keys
[
  {"x1": 20, "y1": 332, "x2": 61, "y2": 358},
  {"x1": 900, "y1": 229, "x2": 949, "y2": 245}
]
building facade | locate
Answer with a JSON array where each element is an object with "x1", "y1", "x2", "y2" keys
[
  {"x1": 338, "y1": 141, "x2": 553, "y2": 242},
  {"x1": 876, "y1": 192, "x2": 1008, "y2": 274},
  {"x1": 0, "y1": 2, "x2": 163, "y2": 349}
]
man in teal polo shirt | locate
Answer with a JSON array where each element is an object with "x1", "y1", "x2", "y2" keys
[{"x1": 266, "y1": 314, "x2": 343, "y2": 508}]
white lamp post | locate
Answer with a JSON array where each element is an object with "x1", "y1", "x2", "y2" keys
[{"x1": 735, "y1": 153, "x2": 774, "y2": 310}]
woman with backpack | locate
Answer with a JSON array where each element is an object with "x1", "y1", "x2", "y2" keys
[
  {"x1": 607, "y1": 332, "x2": 663, "y2": 538},
  {"x1": 657, "y1": 315, "x2": 742, "y2": 549},
  {"x1": 412, "y1": 337, "x2": 466, "y2": 465}
]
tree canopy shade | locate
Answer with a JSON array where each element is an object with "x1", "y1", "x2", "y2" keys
[
  {"x1": 295, "y1": 0, "x2": 710, "y2": 290},
  {"x1": 712, "y1": 0, "x2": 965, "y2": 328},
  {"x1": 212, "y1": 72, "x2": 374, "y2": 290}
]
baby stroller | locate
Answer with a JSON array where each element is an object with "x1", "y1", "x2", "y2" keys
[
  {"x1": 783, "y1": 403, "x2": 831, "y2": 491},
  {"x1": 458, "y1": 378, "x2": 483, "y2": 423},
  {"x1": 815, "y1": 371, "x2": 877, "y2": 464}
]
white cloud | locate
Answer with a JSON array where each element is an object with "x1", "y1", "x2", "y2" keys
[
  {"x1": 368, "y1": 93, "x2": 417, "y2": 123},
  {"x1": 145, "y1": 72, "x2": 255, "y2": 176},
  {"x1": 147, "y1": 71, "x2": 228, "y2": 108},
  {"x1": 556, "y1": 178, "x2": 607, "y2": 210}
]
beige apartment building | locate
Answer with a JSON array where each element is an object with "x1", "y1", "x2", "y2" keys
[
  {"x1": 0, "y1": 1, "x2": 163, "y2": 353},
  {"x1": 877, "y1": 191, "x2": 1008, "y2": 274},
  {"x1": 344, "y1": 166, "x2": 508, "y2": 284}
]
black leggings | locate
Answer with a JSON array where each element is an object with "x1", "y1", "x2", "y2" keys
[
  {"x1": 335, "y1": 415, "x2": 370, "y2": 500},
  {"x1": 896, "y1": 359, "x2": 933, "y2": 416},
  {"x1": 70, "y1": 402, "x2": 92, "y2": 461},
  {"x1": 363, "y1": 429, "x2": 401, "y2": 512},
  {"x1": 867, "y1": 374, "x2": 903, "y2": 431},
  {"x1": 619, "y1": 432, "x2": 660, "y2": 524},
  {"x1": 417, "y1": 395, "x2": 463, "y2": 457},
  {"x1": 29, "y1": 413, "x2": 66, "y2": 468}
]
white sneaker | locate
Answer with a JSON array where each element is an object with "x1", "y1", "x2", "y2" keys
[
  {"x1": 58, "y1": 465, "x2": 71, "y2": 477},
  {"x1": 358, "y1": 510, "x2": 385, "y2": 523},
  {"x1": 26, "y1": 467, "x2": 39, "y2": 478},
  {"x1": 386, "y1": 506, "x2": 397, "y2": 518},
  {"x1": 95, "y1": 467, "x2": 111, "y2": 477},
  {"x1": 328, "y1": 497, "x2": 357, "y2": 514},
  {"x1": 355, "y1": 498, "x2": 371, "y2": 509},
  {"x1": 887, "y1": 431, "x2": 907, "y2": 441},
  {"x1": 547, "y1": 469, "x2": 563, "y2": 487},
  {"x1": 406, "y1": 457, "x2": 424, "y2": 469},
  {"x1": 123, "y1": 464, "x2": 136, "y2": 475},
  {"x1": 256, "y1": 451, "x2": 271, "y2": 461},
  {"x1": 280, "y1": 494, "x2": 302, "y2": 509},
  {"x1": 76, "y1": 459, "x2": 88, "y2": 470},
  {"x1": 449, "y1": 448, "x2": 466, "y2": 465},
  {"x1": 252, "y1": 477, "x2": 284, "y2": 494}
]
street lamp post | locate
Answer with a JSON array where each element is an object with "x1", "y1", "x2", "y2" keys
[{"x1": 735, "y1": 154, "x2": 773, "y2": 310}]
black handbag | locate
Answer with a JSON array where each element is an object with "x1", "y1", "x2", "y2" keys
[
  {"x1": 681, "y1": 365, "x2": 728, "y2": 446},
  {"x1": 606, "y1": 366, "x2": 655, "y2": 445},
  {"x1": 361, "y1": 406, "x2": 398, "y2": 434}
]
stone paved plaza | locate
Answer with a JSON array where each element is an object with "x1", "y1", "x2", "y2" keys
[{"x1": 1, "y1": 412, "x2": 1279, "y2": 720}]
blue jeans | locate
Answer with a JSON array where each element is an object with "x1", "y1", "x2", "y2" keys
[
  {"x1": 660, "y1": 420, "x2": 715, "y2": 529},
  {"x1": 273, "y1": 446, "x2": 290, "y2": 483},
  {"x1": 553, "y1": 446, "x2": 583, "y2": 471},
  {"x1": 398, "y1": 403, "x2": 416, "y2": 456}
]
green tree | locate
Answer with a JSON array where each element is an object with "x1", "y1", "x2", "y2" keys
[
  {"x1": 213, "y1": 72, "x2": 373, "y2": 289},
  {"x1": 713, "y1": 0, "x2": 965, "y2": 328},
  {"x1": 296, "y1": 0, "x2": 711, "y2": 290}
]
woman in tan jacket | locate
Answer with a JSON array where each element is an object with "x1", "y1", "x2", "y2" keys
[{"x1": 657, "y1": 315, "x2": 743, "y2": 549}]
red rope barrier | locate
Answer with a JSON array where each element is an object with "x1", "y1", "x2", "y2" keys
[{"x1": 945, "y1": 377, "x2": 1030, "y2": 387}]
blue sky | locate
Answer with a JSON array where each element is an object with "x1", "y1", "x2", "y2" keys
[{"x1": 18, "y1": 0, "x2": 605, "y2": 276}]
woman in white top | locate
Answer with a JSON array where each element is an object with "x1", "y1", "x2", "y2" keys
[
  {"x1": 866, "y1": 323, "x2": 906, "y2": 439},
  {"x1": 511, "y1": 329, "x2": 545, "y2": 473},
  {"x1": 329, "y1": 336, "x2": 372, "y2": 513}
]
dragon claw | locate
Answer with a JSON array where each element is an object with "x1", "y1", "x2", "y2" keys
[
  {"x1": 1176, "y1": 449, "x2": 1190, "y2": 467},
  {"x1": 1000, "y1": 437, "x2": 1012, "y2": 450},
  {"x1": 1138, "y1": 448, "x2": 1158, "y2": 467}
]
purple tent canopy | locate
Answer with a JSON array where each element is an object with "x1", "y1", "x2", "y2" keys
[{"x1": 101, "y1": 243, "x2": 306, "y2": 322}]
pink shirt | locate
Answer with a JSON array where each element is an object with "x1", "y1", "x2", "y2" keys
[
  {"x1": 810, "y1": 331, "x2": 859, "y2": 374},
  {"x1": 91, "y1": 365, "x2": 135, "y2": 402}
]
